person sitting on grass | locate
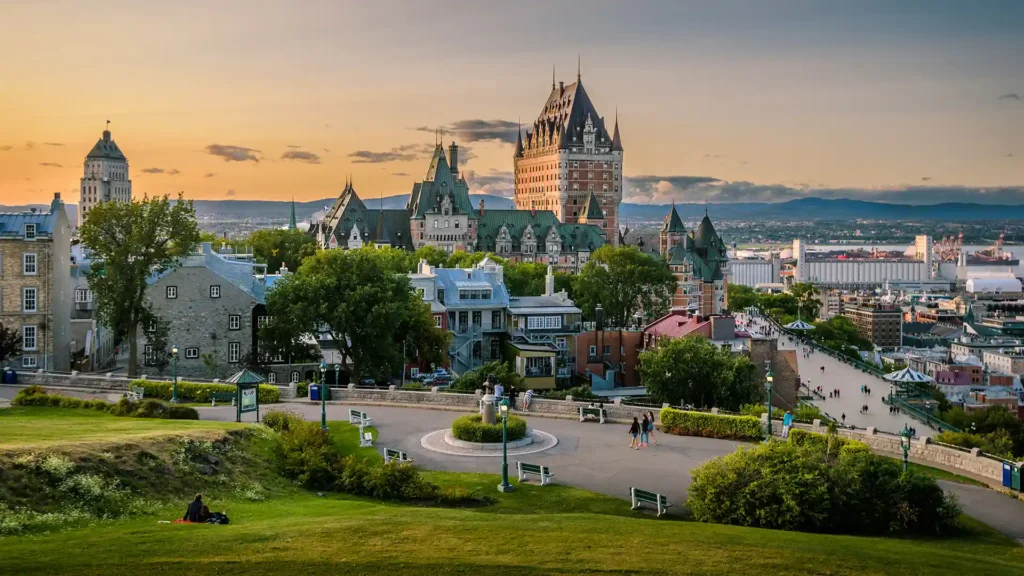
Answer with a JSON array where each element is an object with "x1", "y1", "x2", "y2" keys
[{"x1": 183, "y1": 493, "x2": 204, "y2": 523}]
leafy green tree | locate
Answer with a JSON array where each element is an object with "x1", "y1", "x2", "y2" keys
[
  {"x1": 79, "y1": 194, "x2": 201, "y2": 377},
  {"x1": 502, "y1": 262, "x2": 576, "y2": 298},
  {"x1": 638, "y1": 335, "x2": 760, "y2": 410},
  {"x1": 410, "y1": 245, "x2": 451, "y2": 270},
  {"x1": 450, "y1": 360, "x2": 525, "y2": 392},
  {"x1": 790, "y1": 282, "x2": 819, "y2": 318},
  {"x1": 263, "y1": 249, "x2": 449, "y2": 382},
  {"x1": 573, "y1": 245, "x2": 677, "y2": 327},
  {"x1": 727, "y1": 284, "x2": 758, "y2": 312},
  {"x1": 246, "y1": 229, "x2": 317, "y2": 273},
  {"x1": 0, "y1": 323, "x2": 22, "y2": 364}
]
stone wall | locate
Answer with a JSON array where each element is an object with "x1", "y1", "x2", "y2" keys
[{"x1": 8, "y1": 370, "x2": 295, "y2": 397}]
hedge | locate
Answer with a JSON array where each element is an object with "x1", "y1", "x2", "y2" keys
[
  {"x1": 11, "y1": 388, "x2": 199, "y2": 420},
  {"x1": 451, "y1": 414, "x2": 527, "y2": 443},
  {"x1": 131, "y1": 380, "x2": 279, "y2": 404},
  {"x1": 658, "y1": 407, "x2": 763, "y2": 441},
  {"x1": 788, "y1": 428, "x2": 868, "y2": 452}
]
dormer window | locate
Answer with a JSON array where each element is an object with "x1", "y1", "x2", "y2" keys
[{"x1": 24, "y1": 224, "x2": 36, "y2": 240}]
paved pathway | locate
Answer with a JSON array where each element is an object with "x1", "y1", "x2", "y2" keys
[{"x1": 198, "y1": 401, "x2": 1024, "y2": 540}]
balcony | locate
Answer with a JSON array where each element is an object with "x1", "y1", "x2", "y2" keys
[
  {"x1": 587, "y1": 353, "x2": 611, "y2": 363},
  {"x1": 524, "y1": 366, "x2": 553, "y2": 378}
]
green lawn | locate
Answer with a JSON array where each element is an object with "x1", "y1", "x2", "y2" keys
[
  {"x1": 908, "y1": 462, "x2": 989, "y2": 488},
  {"x1": 0, "y1": 406, "x2": 242, "y2": 447}
]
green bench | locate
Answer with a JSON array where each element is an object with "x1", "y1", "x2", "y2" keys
[
  {"x1": 349, "y1": 409, "x2": 373, "y2": 426},
  {"x1": 211, "y1": 392, "x2": 235, "y2": 407},
  {"x1": 516, "y1": 461, "x2": 555, "y2": 486},
  {"x1": 630, "y1": 487, "x2": 672, "y2": 516},
  {"x1": 126, "y1": 386, "x2": 145, "y2": 400},
  {"x1": 579, "y1": 406, "x2": 605, "y2": 423},
  {"x1": 383, "y1": 448, "x2": 412, "y2": 464}
]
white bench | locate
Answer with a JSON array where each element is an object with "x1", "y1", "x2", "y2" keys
[
  {"x1": 630, "y1": 487, "x2": 672, "y2": 517},
  {"x1": 126, "y1": 386, "x2": 144, "y2": 401},
  {"x1": 348, "y1": 409, "x2": 372, "y2": 427},
  {"x1": 516, "y1": 461, "x2": 555, "y2": 486},
  {"x1": 383, "y1": 448, "x2": 412, "y2": 464},
  {"x1": 359, "y1": 424, "x2": 374, "y2": 448},
  {"x1": 579, "y1": 406, "x2": 606, "y2": 423}
]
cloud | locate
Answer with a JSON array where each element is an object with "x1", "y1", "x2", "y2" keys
[
  {"x1": 0, "y1": 145, "x2": 12, "y2": 151},
  {"x1": 322, "y1": 148, "x2": 331, "y2": 153},
  {"x1": 280, "y1": 150, "x2": 321, "y2": 164},
  {"x1": 25, "y1": 141, "x2": 35, "y2": 150},
  {"x1": 204, "y1": 172, "x2": 216, "y2": 178},
  {"x1": 206, "y1": 144, "x2": 260, "y2": 162},
  {"x1": 142, "y1": 167, "x2": 165, "y2": 174},
  {"x1": 623, "y1": 175, "x2": 1024, "y2": 205},
  {"x1": 921, "y1": 176, "x2": 932, "y2": 182},
  {"x1": 391, "y1": 172, "x2": 409, "y2": 177},
  {"x1": 415, "y1": 119, "x2": 520, "y2": 144},
  {"x1": 998, "y1": 93, "x2": 1021, "y2": 101},
  {"x1": 348, "y1": 143, "x2": 434, "y2": 164},
  {"x1": 286, "y1": 144, "x2": 302, "y2": 148},
  {"x1": 226, "y1": 189, "x2": 236, "y2": 197},
  {"x1": 1007, "y1": 153, "x2": 1015, "y2": 158},
  {"x1": 43, "y1": 142, "x2": 64, "y2": 147},
  {"x1": 168, "y1": 169, "x2": 180, "y2": 175},
  {"x1": 703, "y1": 153, "x2": 725, "y2": 159},
  {"x1": 39, "y1": 162, "x2": 63, "y2": 168},
  {"x1": 464, "y1": 169, "x2": 514, "y2": 198}
]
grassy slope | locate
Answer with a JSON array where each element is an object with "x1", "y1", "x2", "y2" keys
[
  {"x1": 1, "y1": 408, "x2": 1023, "y2": 575},
  {"x1": 0, "y1": 406, "x2": 242, "y2": 447},
  {"x1": 907, "y1": 462, "x2": 989, "y2": 488}
]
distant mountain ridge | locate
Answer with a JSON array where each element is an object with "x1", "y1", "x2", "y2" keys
[{"x1": 5, "y1": 196, "x2": 1024, "y2": 224}]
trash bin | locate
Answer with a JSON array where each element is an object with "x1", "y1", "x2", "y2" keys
[
  {"x1": 1012, "y1": 464, "x2": 1022, "y2": 492},
  {"x1": 4, "y1": 368, "x2": 17, "y2": 384},
  {"x1": 1003, "y1": 462, "x2": 1014, "y2": 488},
  {"x1": 309, "y1": 384, "x2": 320, "y2": 402}
]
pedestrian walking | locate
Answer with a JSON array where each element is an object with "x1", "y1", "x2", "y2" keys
[
  {"x1": 782, "y1": 411, "x2": 793, "y2": 439},
  {"x1": 629, "y1": 417, "x2": 641, "y2": 449},
  {"x1": 647, "y1": 411, "x2": 659, "y2": 445},
  {"x1": 508, "y1": 385, "x2": 517, "y2": 410},
  {"x1": 841, "y1": 413, "x2": 846, "y2": 423},
  {"x1": 640, "y1": 414, "x2": 650, "y2": 447}
]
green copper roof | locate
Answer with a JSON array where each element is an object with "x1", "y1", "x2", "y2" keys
[
  {"x1": 694, "y1": 214, "x2": 717, "y2": 247},
  {"x1": 475, "y1": 209, "x2": 605, "y2": 254},
  {"x1": 288, "y1": 200, "x2": 297, "y2": 230},
  {"x1": 583, "y1": 192, "x2": 604, "y2": 220},
  {"x1": 86, "y1": 130, "x2": 127, "y2": 161},
  {"x1": 226, "y1": 369, "x2": 265, "y2": 384},
  {"x1": 668, "y1": 214, "x2": 728, "y2": 282},
  {"x1": 407, "y1": 145, "x2": 473, "y2": 218},
  {"x1": 663, "y1": 203, "x2": 685, "y2": 233}
]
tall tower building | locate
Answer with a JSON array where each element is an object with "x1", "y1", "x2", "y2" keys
[
  {"x1": 514, "y1": 66, "x2": 622, "y2": 245},
  {"x1": 79, "y1": 123, "x2": 131, "y2": 226}
]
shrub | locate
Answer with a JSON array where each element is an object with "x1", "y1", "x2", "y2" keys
[
  {"x1": 401, "y1": 382, "x2": 427, "y2": 391},
  {"x1": 132, "y1": 379, "x2": 280, "y2": 404},
  {"x1": 687, "y1": 441, "x2": 960, "y2": 536},
  {"x1": 659, "y1": 407, "x2": 762, "y2": 441},
  {"x1": 296, "y1": 381, "x2": 309, "y2": 398},
  {"x1": 168, "y1": 406, "x2": 199, "y2": 420},
  {"x1": 276, "y1": 420, "x2": 344, "y2": 490},
  {"x1": 793, "y1": 404, "x2": 823, "y2": 423},
  {"x1": 263, "y1": 409, "x2": 305, "y2": 433},
  {"x1": 451, "y1": 414, "x2": 527, "y2": 443},
  {"x1": 788, "y1": 429, "x2": 868, "y2": 456},
  {"x1": 134, "y1": 399, "x2": 169, "y2": 419},
  {"x1": 12, "y1": 385, "x2": 47, "y2": 404},
  {"x1": 739, "y1": 403, "x2": 765, "y2": 417}
]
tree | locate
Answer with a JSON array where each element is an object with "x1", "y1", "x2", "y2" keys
[
  {"x1": 143, "y1": 315, "x2": 171, "y2": 375},
  {"x1": 727, "y1": 284, "x2": 758, "y2": 313},
  {"x1": 79, "y1": 194, "x2": 201, "y2": 377},
  {"x1": 638, "y1": 335, "x2": 761, "y2": 410},
  {"x1": 451, "y1": 360, "x2": 525, "y2": 392},
  {"x1": 263, "y1": 248, "x2": 450, "y2": 382},
  {"x1": 573, "y1": 245, "x2": 677, "y2": 327},
  {"x1": 246, "y1": 229, "x2": 317, "y2": 273},
  {"x1": 0, "y1": 323, "x2": 22, "y2": 364},
  {"x1": 790, "y1": 282, "x2": 819, "y2": 319}
]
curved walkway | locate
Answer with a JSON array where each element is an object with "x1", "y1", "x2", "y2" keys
[{"x1": 197, "y1": 401, "x2": 1024, "y2": 541}]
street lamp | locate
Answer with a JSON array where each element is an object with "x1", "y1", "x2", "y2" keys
[
  {"x1": 889, "y1": 384, "x2": 895, "y2": 403},
  {"x1": 170, "y1": 346, "x2": 179, "y2": 404},
  {"x1": 334, "y1": 364, "x2": 340, "y2": 400},
  {"x1": 764, "y1": 371, "x2": 774, "y2": 439},
  {"x1": 900, "y1": 424, "x2": 912, "y2": 473},
  {"x1": 319, "y1": 360, "x2": 328, "y2": 431},
  {"x1": 497, "y1": 398, "x2": 514, "y2": 493}
]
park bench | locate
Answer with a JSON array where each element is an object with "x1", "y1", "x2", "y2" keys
[
  {"x1": 630, "y1": 487, "x2": 672, "y2": 517},
  {"x1": 516, "y1": 461, "x2": 555, "y2": 486},
  {"x1": 126, "y1": 386, "x2": 145, "y2": 400},
  {"x1": 211, "y1": 391, "x2": 235, "y2": 407},
  {"x1": 359, "y1": 424, "x2": 374, "y2": 448},
  {"x1": 349, "y1": 409, "x2": 372, "y2": 426},
  {"x1": 383, "y1": 448, "x2": 412, "y2": 464},
  {"x1": 579, "y1": 406, "x2": 605, "y2": 424}
]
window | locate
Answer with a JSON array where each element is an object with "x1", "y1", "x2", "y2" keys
[
  {"x1": 433, "y1": 219, "x2": 438, "y2": 228},
  {"x1": 22, "y1": 356, "x2": 37, "y2": 368},
  {"x1": 229, "y1": 342, "x2": 240, "y2": 363},
  {"x1": 491, "y1": 310, "x2": 502, "y2": 329},
  {"x1": 454, "y1": 221, "x2": 460, "y2": 229},
  {"x1": 267, "y1": 372, "x2": 277, "y2": 383},
  {"x1": 22, "y1": 326, "x2": 37, "y2": 350},
  {"x1": 434, "y1": 315, "x2": 442, "y2": 328},
  {"x1": 258, "y1": 315, "x2": 270, "y2": 329},
  {"x1": 544, "y1": 316, "x2": 561, "y2": 329},
  {"x1": 24, "y1": 223, "x2": 36, "y2": 240},
  {"x1": 229, "y1": 315, "x2": 241, "y2": 330},
  {"x1": 210, "y1": 285, "x2": 221, "y2": 298},
  {"x1": 472, "y1": 310, "x2": 482, "y2": 326},
  {"x1": 556, "y1": 337, "x2": 567, "y2": 349},
  {"x1": 290, "y1": 371, "x2": 300, "y2": 383},
  {"x1": 444, "y1": 220, "x2": 450, "y2": 228},
  {"x1": 166, "y1": 286, "x2": 177, "y2": 299},
  {"x1": 416, "y1": 287, "x2": 425, "y2": 298},
  {"x1": 589, "y1": 345, "x2": 597, "y2": 356},
  {"x1": 185, "y1": 347, "x2": 199, "y2": 359},
  {"x1": 23, "y1": 253, "x2": 37, "y2": 275},
  {"x1": 22, "y1": 288, "x2": 37, "y2": 313},
  {"x1": 75, "y1": 288, "x2": 92, "y2": 303}
]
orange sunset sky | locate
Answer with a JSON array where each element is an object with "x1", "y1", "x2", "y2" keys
[{"x1": 1, "y1": 1, "x2": 1021, "y2": 207}]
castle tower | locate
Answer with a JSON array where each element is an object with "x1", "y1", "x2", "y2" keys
[
  {"x1": 514, "y1": 67, "x2": 622, "y2": 245},
  {"x1": 659, "y1": 202, "x2": 686, "y2": 257},
  {"x1": 79, "y1": 122, "x2": 131, "y2": 226}
]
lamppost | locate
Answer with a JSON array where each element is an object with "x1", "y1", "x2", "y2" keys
[
  {"x1": 889, "y1": 384, "x2": 894, "y2": 403},
  {"x1": 319, "y1": 360, "x2": 328, "y2": 431},
  {"x1": 900, "y1": 424, "x2": 912, "y2": 472},
  {"x1": 765, "y1": 370, "x2": 774, "y2": 439},
  {"x1": 497, "y1": 398, "x2": 514, "y2": 493},
  {"x1": 334, "y1": 364, "x2": 340, "y2": 401},
  {"x1": 170, "y1": 346, "x2": 179, "y2": 404}
]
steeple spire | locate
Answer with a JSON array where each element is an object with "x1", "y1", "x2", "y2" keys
[
  {"x1": 611, "y1": 107, "x2": 623, "y2": 152},
  {"x1": 288, "y1": 198, "x2": 297, "y2": 231},
  {"x1": 514, "y1": 118, "x2": 524, "y2": 158},
  {"x1": 577, "y1": 54, "x2": 581, "y2": 82},
  {"x1": 552, "y1": 64, "x2": 556, "y2": 90}
]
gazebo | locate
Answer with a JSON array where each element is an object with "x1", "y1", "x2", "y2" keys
[
  {"x1": 783, "y1": 319, "x2": 815, "y2": 331},
  {"x1": 883, "y1": 367, "x2": 933, "y2": 399}
]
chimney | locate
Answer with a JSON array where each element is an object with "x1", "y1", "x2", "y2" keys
[
  {"x1": 559, "y1": 81, "x2": 564, "y2": 93},
  {"x1": 545, "y1": 265, "x2": 555, "y2": 296},
  {"x1": 479, "y1": 198, "x2": 485, "y2": 216},
  {"x1": 449, "y1": 142, "x2": 459, "y2": 176},
  {"x1": 54, "y1": 192, "x2": 61, "y2": 200},
  {"x1": 280, "y1": 262, "x2": 289, "y2": 275}
]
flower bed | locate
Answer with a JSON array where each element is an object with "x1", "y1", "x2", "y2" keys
[{"x1": 451, "y1": 414, "x2": 527, "y2": 443}]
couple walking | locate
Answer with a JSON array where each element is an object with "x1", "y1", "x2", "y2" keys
[{"x1": 629, "y1": 412, "x2": 658, "y2": 449}]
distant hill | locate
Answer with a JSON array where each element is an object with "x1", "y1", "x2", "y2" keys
[{"x1": 6, "y1": 196, "x2": 1024, "y2": 225}]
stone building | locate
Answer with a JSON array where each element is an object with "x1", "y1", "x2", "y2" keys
[
  {"x1": 79, "y1": 124, "x2": 131, "y2": 226},
  {"x1": 140, "y1": 243, "x2": 308, "y2": 383},
  {"x1": 656, "y1": 204, "x2": 729, "y2": 315},
  {"x1": 514, "y1": 69, "x2": 623, "y2": 245},
  {"x1": 0, "y1": 193, "x2": 72, "y2": 371},
  {"x1": 315, "y1": 144, "x2": 606, "y2": 273}
]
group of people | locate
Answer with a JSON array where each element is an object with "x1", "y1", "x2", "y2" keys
[
  {"x1": 628, "y1": 412, "x2": 658, "y2": 449},
  {"x1": 859, "y1": 404, "x2": 870, "y2": 414},
  {"x1": 860, "y1": 385, "x2": 873, "y2": 395},
  {"x1": 888, "y1": 405, "x2": 902, "y2": 415},
  {"x1": 181, "y1": 494, "x2": 228, "y2": 525},
  {"x1": 801, "y1": 347, "x2": 812, "y2": 359},
  {"x1": 828, "y1": 388, "x2": 842, "y2": 399},
  {"x1": 484, "y1": 380, "x2": 534, "y2": 412}
]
